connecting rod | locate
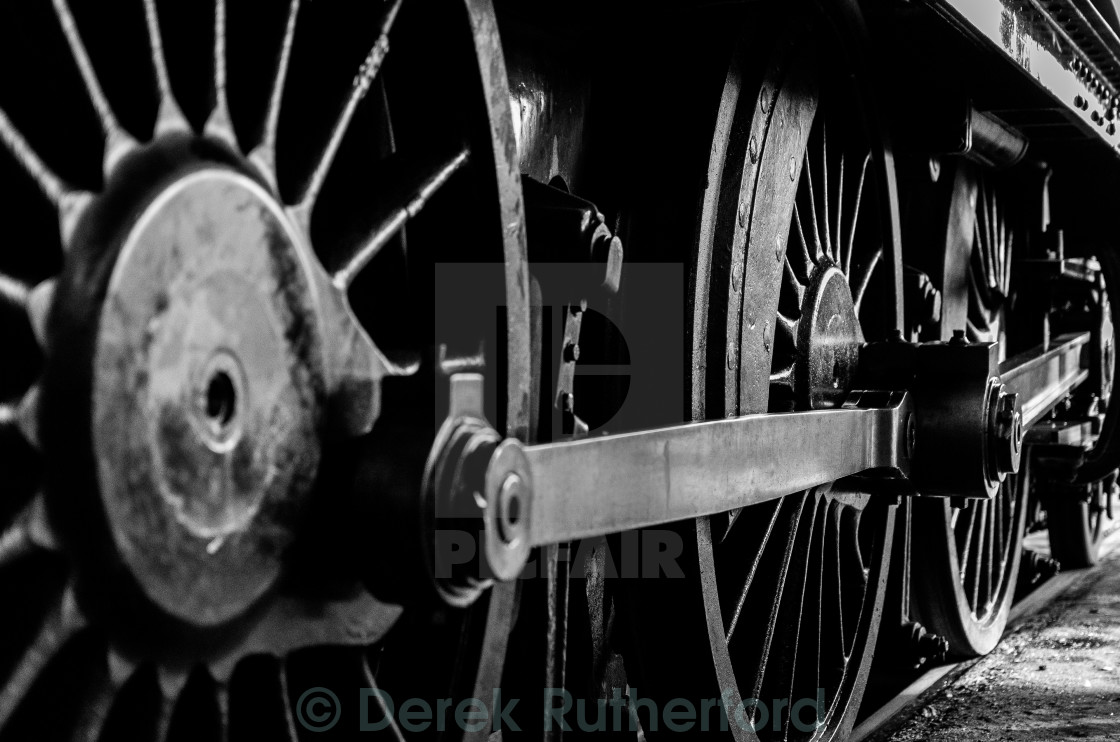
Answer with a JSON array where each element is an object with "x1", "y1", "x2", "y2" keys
[{"x1": 422, "y1": 333, "x2": 1090, "y2": 605}]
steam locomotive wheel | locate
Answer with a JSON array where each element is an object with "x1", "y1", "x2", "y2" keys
[
  {"x1": 1043, "y1": 478, "x2": 1111, "y2": 567},
  {"x1": 622, "y1": 2, "x2": 901, "y2": 739},
  {"x1": 1047, "y1": 248, "x2": 1120, "y2": 568},
  {"x1": 0, "y1": 1, "x2": 529, "y2": 740},
  {"x1": 910, "y1": 164, "x2": 1028, "y2": 657}
]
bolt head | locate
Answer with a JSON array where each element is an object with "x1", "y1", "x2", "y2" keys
[
  {"x1": 497, "y1": 473, "x2": 525, "y2": 545},
  {"x1": 992, "y1": 389, "x2": 1023, "y2": 475}
]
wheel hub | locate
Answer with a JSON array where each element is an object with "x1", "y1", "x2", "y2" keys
[
  {"x1": 798, "y1": 264, "x2": 863, "y2": 408},
  {"x1": 92, "y1": 168, "x2": 327, "y2": 627}
]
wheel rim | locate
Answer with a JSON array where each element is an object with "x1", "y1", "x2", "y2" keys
[
  {"x1": 690, "y1": 5, "x2": 899, "y2": 739},
  {"x1": 910, "y1": 163, "x2": 1028, "y2": 656},
  {"x1": 0, "y1": 1, "x2": 528, "y2": 739}
]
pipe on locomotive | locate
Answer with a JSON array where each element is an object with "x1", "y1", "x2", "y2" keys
[
  {"x1": 962, "y1": 106, "x2": 1030, "y2": 169},
  {"x1": 903, "y1": 97, "x2": 1029, "y2": 169}
]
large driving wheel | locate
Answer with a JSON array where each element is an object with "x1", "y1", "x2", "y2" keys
[
  {"x1": 908, "y1": 162, "x2": 1029, "y2": 657},
  {"x1": 0, "y1": 1, "x2": 529, "y2": 739},
  {"x1": 621, "y1": 2, "x2": 902, "y2": 739}
]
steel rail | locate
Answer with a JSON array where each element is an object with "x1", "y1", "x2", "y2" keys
[{"x1": 850, "y1": 525, "x2": 1120, "y2": 742}]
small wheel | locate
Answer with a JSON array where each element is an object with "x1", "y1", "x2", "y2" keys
[
  {"x1": 0, "y1": 1, "x2": 529, "y2": 739},
  {"x1": 907, "y1": 162, "x2": 1030, "y2": 657},
  {"x1": 1045, "y1": 248, "x2": 1120, "y2": 568},
  {"x1": 912, "y1": 470, "x2": 1029, "y2": 656},
  {"x1": 1045, "y1": 478, "x2": 1113, "y2": 567},
  {"x1": 621, "y1": 2, "x2": 901, "y2": 739}
]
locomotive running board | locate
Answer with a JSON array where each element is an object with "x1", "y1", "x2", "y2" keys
[
  {"x1": 926, "y1": 0, "x2": 1120, "y2": 154},
  {"x1": 430, "y1": 333, "x2": 1091, "y2": 597}
]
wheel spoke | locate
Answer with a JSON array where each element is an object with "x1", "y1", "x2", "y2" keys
[
  {"x1": 746, "y1": 495, "x2": 807, "y2": 699},
  {"x1": 1, "y1": 385, "x2": 41, "y2": 450},
  {"x1": 50, "y1": 0, "x2": 137, "y2": 172},
  {"x1": 725, "y1": 500, "x2": 786, "y2": 641},
  {"x1": 276, "y1": 661, "x2": 301, "y2": 741},
  {"x1": 293, "y1": 0, "x2": 404, "y2": 224},
  {"x1": 769, "y1": 364, "x2": 795, "y2": 390},
  {"x1": 835, "y1": 148, "x2": 845, "y2": 266},
  {"x1": 967, "y1": 266, "x2": 994, "y2": 333},
  {"x1": 361, "y1": 657, "x2": 405, "y2": 741},
  {"x1": 994, "y1": 203, "x2": 1006, "y2": 293},
  {"x1": 782, "y1": 257, "x2": 806, "y2": 306},
  {"x1": 839, "y1": 507, "x2": 868, "y2": 656},
  {"x1": 1004, "y1": 484, "x2": 1016, "y2": 585},
  {"x1": 982, "y1": 500, "x2": 995, "y2": 612},
  {"x1": 251, "y1": 0, "x2": 301, "y2": 186},
  {"x1": 767, "y1": 512, "x2": 817, "y2": 736},
  {"x1": 844, "y1": 152, "x2": 871, "y2": 278},
  {"x1": 987, "y1": 498, "x2": 998, "y2": 609},
  {"x1": 787, "y1": 497, "x2": 827, "y2": 736},
  {"x1": 27, "y1": 279, "x2": 55, "y2": 350},
  {"x1": 990, "y1": 490, "x2": 1003, "y2": 600},
  {"x1": 774, "y1": 312, "x2": 799, "y2": 354},
  {"x1": 968, "y1": 502, "x2": 989, "y2": 612},
  {"x1": 1002, "y1": 230, "x2": 1014, "y2": 296},
  {"x1": 976, "y1": 499, "x2": 994, "y2": 614},
  {"x1": 204, "y1": 0, "x2": 236, "y2": 145},
  {"x1": 791, "y1": 203, "x2": 816, "y2": 280},
  {"x1": 0, "y1": 107, "x2": 69, "y2": 208},
  {"x1": 154, "y1": 689, "x2": 176, "y2": 742},
  {"x1": 956, "y1": 504, "x2": 977, "y2": 577},
  {"x1": 143, "y1": 0, "x2": 190, "y2": 134},
  {"x1": 987, "y1": 187, "x2": 999, "y2": 289},
  {"x1": 801, "y1": 151, "x2": 824, "y2": 263},
  {"x1": 68, "y1": 669, "x2": 115, "y2": 742},
  {"x1": 0, "y1": 495, "x2": 56, "y2": 569},
  {"x1": 327, "y1": 145, "x2": 470, "y2": 289},
  {"x1": 0, "y1": 273, "x2": 30, "y2": 310},
  {"x1": 215, "y1": 681, "x2": 231, "y2": 742},
  {"x1": 0, "y1": 514, "x2": 36, "y2": 570},
  {"x1": 0, "y1": 587, "x2": 85, "y2": 730},
  {"x1": 821, "y1": 123, "x2": 832, "y2": 261},
  {"x1": 851, "y1": 246, "x2": 882, "y2": 314},
  {"x1": 823, "y1": 501, "x2": 848, "y2": 669}
]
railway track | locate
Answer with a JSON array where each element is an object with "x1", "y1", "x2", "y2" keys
[{"x1": 853, "y1": 524, "x2": 1120, "y2": 742}]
